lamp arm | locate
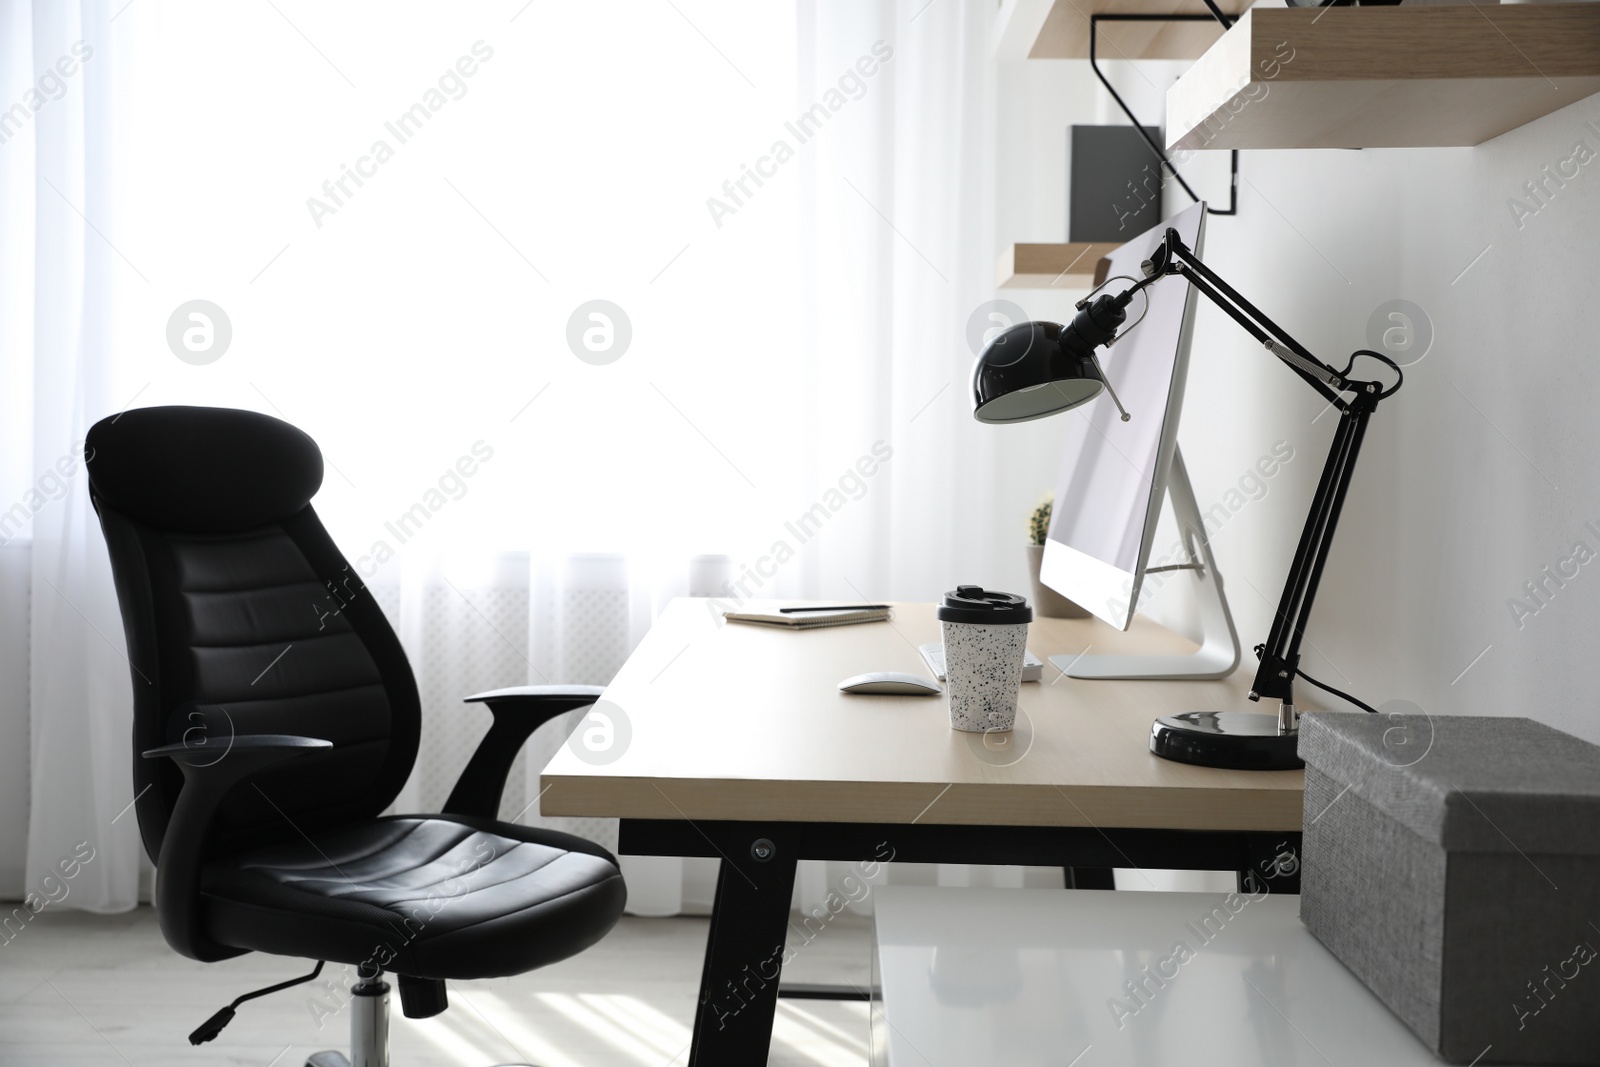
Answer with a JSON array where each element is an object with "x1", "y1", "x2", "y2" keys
[
  {"x1": 1135, "y1": 229, "x2": 1351, "y2": 409},
  {"x1": 1117, "y1": 229, "x2": 1394, "y2": 712},
  {"x1": 1248, "y1": 395, "x2": 1375, "y2": 708}
]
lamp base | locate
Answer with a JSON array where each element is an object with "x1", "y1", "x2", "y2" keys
[{"x1": 1149, "y1": 711, "x2": 1304, "y2": 770}]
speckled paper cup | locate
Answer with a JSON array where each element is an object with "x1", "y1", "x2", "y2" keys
[{"x1": 937, "y1": 586, "x2": 1032, "y2": 734}]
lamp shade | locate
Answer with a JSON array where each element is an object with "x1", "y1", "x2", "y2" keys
[
  {"x1": 973, "y1": 316, "x2": 1109, "y2": 427},
  {"x1": 971, "y1": 296, "x2": 1128, "y2": 424},
  {"x1": 971, "y1": 321, "x2": 1100, "y2": 423}
]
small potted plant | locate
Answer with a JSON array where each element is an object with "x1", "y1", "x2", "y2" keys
[{"x1": 1026, "y1": 493, "x2": 1089, "y2": 619}]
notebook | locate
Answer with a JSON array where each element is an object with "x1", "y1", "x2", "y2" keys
[{"x1": 722, "y1": 606, "x2": 892, "y2": 629}]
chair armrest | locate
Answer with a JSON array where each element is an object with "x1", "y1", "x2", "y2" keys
[
  {"x1": 463, "y1": 685, "x2": 606, "y2": 707},
  {"x1": 142, "y1": 733, "x2": 332, "y2": 766},
  {"x1": 143, "y1": 735, "x2": 331, "y2": 960},
  {"x1": 443, "y1": 686, "x2": 605, "y2": 819}
]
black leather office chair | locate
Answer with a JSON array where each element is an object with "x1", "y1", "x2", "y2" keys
[{"x1": 86, "y1": 405, "x2": 627, "y2": 1067}]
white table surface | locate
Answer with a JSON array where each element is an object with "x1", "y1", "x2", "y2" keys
[{"x1": 871, "y1": 887, "x2": 1522, "y2": 1067}]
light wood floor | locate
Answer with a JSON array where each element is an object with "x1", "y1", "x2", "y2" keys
[{"x1": 0, "y1": 906, "x2": 875, "y2": 1066}]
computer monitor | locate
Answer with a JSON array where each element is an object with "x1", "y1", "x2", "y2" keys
[{"x1": 1039, "y1": 200, "x2": 1240, "y2": 680}]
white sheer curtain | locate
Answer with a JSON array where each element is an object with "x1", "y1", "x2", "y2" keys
[
  {"x1": 1, "y1": 0, "x2": 144, "y2": 911},
  {"x1": 4, "y1": 0, "x2": 1060, "y2": 915},
  {"x1": 783, "y1": 0, "x2": 1062, "y2": 909}
]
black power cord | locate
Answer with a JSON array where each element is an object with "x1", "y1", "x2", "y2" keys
[
  {"x1": 1340, "y1": 349, "x2": 1404, "y2": 400},
  {"x1": 1088, "y1": 13, "x2": 1239, "y2": 217},
  {"x1": 1253, "y1": 642, "x2": 1379, "y2": 715},
  {"x1": 1295, "y1": 666, "x2": 1380, "y2": 715},
  {"x1": 1199, "y1": 0, "x2": 1235, "y2": 28}
]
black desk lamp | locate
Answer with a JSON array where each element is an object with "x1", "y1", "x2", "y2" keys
[{"x1": 972, "y1": 228, "x2": 1402, "y2": 770}]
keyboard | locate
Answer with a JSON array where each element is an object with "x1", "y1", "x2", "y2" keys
[{"x1": 918, "y1": 643, "x2": 1044, "y2": 683}]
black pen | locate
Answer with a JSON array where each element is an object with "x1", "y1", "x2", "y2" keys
[{"x1": 779, "y1": 604, "x2": 890, "y2": 613}]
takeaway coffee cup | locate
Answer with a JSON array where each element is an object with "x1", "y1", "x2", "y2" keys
[{"x1": 937, "y1": 585, "x2": 1032, "y2": 733}]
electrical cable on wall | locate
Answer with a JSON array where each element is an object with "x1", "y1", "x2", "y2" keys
[{"x1": 1087, "y1": 12, "x2": 1239, "y2": 217}]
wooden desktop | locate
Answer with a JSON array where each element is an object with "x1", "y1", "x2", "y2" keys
[{"x1": 540, "y1": 598, "x2": 1306, "y2": 1066}]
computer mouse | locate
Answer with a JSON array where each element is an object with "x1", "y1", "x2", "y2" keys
[{"x1": 838, "y1": 672, "x2": 942, "y2": 696}]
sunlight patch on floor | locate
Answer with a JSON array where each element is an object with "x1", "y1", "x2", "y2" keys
[
  {"x1": 772, "y1": 999, "x2": 872, "y2": 1067},
  {"x1": 400, "y1": 1006, "x2": 523, "y2": 1067},
  {"x1": 577, "y1": 992, "x2": 694, "y2": 1063},
  {"x1": 531, "y1": 991, "x2": 691, "y2": 1065},
  {"x1": 438, "y1": 989, "x2": 588, "y2": 1067}
]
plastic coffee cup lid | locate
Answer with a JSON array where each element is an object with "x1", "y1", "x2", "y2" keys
[{"x1": 937, "y1": 585, "x2": 1032, "y2": 624}]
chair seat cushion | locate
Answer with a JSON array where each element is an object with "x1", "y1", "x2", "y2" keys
[{"x1": 199, "y1": 815, "x2": 626, "y2": 979}]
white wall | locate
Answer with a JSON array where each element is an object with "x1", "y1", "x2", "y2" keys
[{"x1": 995, "y1": 47, "x2": 1600, "y2": 744}]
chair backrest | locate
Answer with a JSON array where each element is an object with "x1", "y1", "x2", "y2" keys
[{"x1": 86, "y1": 406, "x2": 420, "y2": 862}]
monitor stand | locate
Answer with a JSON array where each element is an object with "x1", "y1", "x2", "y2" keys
[{"x1": 1050, "y1": 448, "x2": 1241, "y2": 681}]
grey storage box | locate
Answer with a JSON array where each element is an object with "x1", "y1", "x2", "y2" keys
[{"x1": 1300, "y1": 713, "x2": 1600, "y2": 1065}]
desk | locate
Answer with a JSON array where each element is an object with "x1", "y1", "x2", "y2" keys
[
  {"x1": 870, "y1": 887, "x2": 1510, "y2": 1066},
  {"x1": 541, "y1": 599, "x2": 1306, "y2": 1065}
]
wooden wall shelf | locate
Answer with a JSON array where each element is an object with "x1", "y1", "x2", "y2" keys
[
  {"x1": 998, "y1": 243, "x2": 1117, "y2": 289},
  {"x1": 1167, "y1": 3, "x2": 1600, "y2": 151},
  {"x1": 997, "y1": 0, "x2": 1248, "y2": 61}
]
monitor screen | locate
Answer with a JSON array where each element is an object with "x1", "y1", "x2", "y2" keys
[{"x1": 1040, "y1": 201, "x2": 1205, "y2": 630}]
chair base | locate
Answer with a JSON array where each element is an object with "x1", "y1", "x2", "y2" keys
[{"x1": 304, "y1": 972, "x2": 531, "y2": 1067}]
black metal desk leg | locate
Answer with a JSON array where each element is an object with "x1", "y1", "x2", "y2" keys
[
  {"x1": 1239, "y1": 832, "x2": 1302, "y2": 896},
  {"x1": 689, "y1": 831, "x2": 799, "y2": 1066},
  {"x1": 1064, "y1": 867, "x2": 1116, "y2": 890}
]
